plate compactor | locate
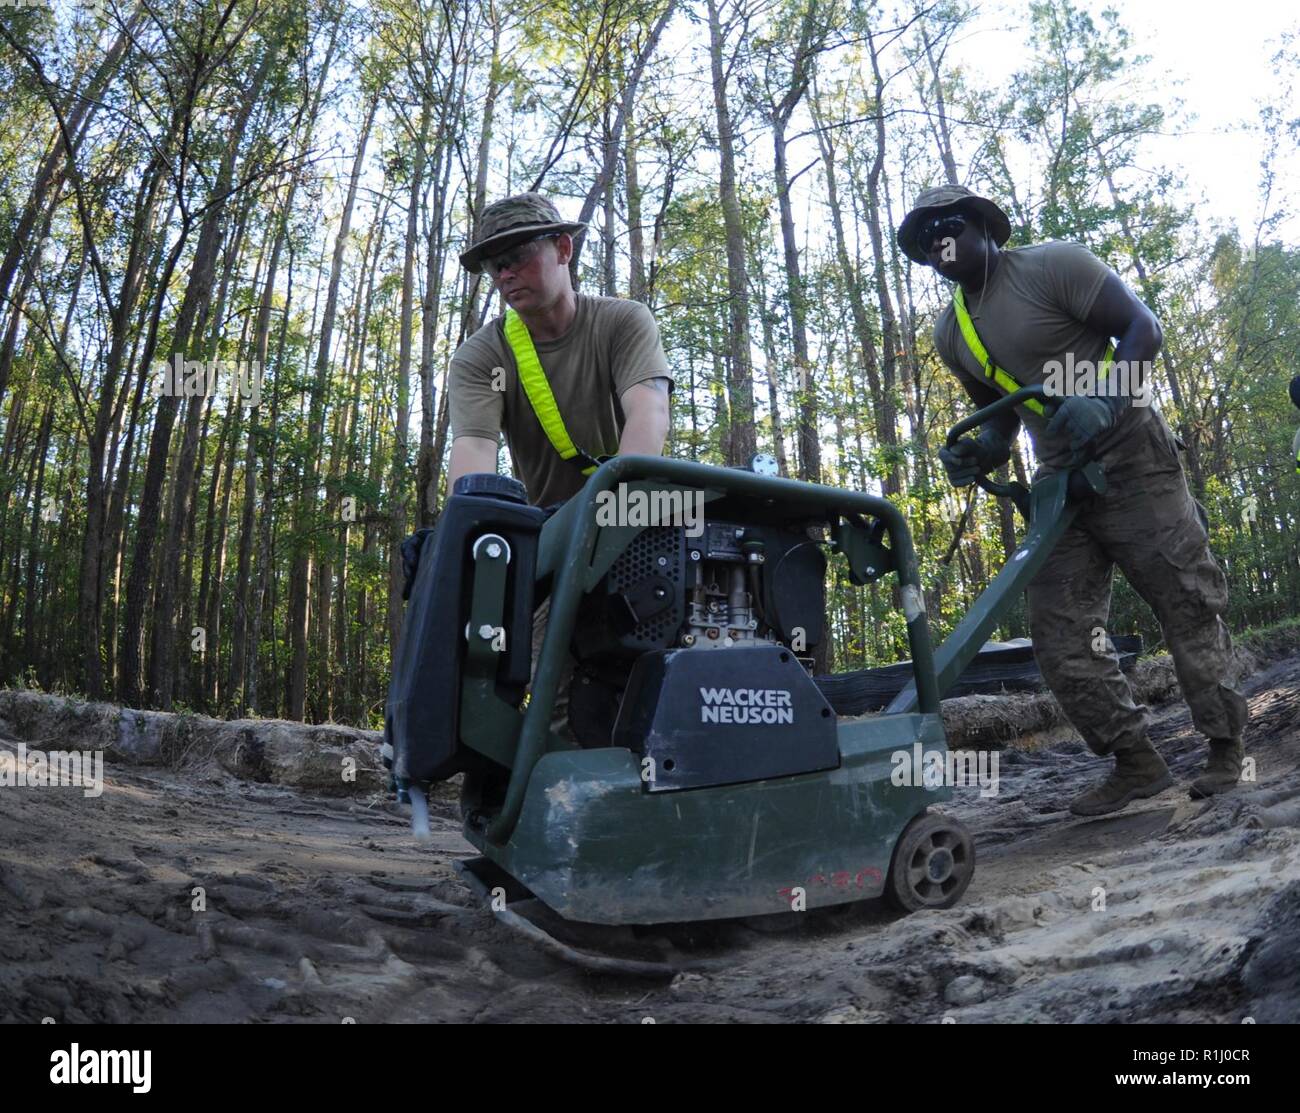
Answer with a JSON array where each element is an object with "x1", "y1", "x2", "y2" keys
[{"x1": 385, "y1": 386, "x2": 1105, "y2": 949}]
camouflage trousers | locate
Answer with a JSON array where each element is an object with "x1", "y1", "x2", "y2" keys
[{"x1": 1027, "y1": 411, "x2": 1250, "y2": 757}]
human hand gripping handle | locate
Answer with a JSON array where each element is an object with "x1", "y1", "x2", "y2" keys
[
  {"x1": 942, "y1": 386, "x2": 1102, "y2": 523},
  {"x1": 943, "y1": 386, "x2": 1071, "y2": 520},
  {"x1": 939, "y1": 426, "x2": 1012, "y2": 487},
  {"x1": 1044, "y1": 394, "x2": 1121, "y2": 455}
]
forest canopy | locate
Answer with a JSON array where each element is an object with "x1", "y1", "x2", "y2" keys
[{"x1": 0, "y1": 0, "x2": 1296, "y2": 726}]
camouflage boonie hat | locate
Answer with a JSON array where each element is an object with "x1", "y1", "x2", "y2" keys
[
  {"x1": 897, "y1": 184, "x2": 1012, "y2": 264},
  {"x1": 459, "y1": 192, "x2": 588, "y2": 273}
]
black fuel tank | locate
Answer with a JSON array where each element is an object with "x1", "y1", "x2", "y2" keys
[{"x1": 386, "y1": 474, "x2": 543, "y2": 785}]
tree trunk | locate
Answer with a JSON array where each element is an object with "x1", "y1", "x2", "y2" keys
[
  {"x1": 287, "y1": 92, "x2": 375, "y2": 720},
  {"x1": 388, "y1": 102, "x2": 431, "y2": 660},
  {"x1": 149, "y1": 50, "x2": 271, "y2": 709},
  {"x1": 567, "y1": 1, "x2": 677, "y2": 282},
  {"x1": 707, "y1": 0, "x2": 756, "y2": 466},
  {"x1": 625, "y1": 109, "x2": 646, "y2": 302},
  {"x1": 0, "y1": 14, "x2": 138, "y2": 407}
]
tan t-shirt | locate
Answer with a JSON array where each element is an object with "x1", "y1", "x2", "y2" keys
[
  {"x1": 933, "y1": 240, "x2": 1153, "y2": 471},
  {"x1": 449, "y1": 294, "x2": 673, "y2": 506}
]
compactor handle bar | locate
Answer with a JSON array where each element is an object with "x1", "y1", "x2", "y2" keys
[
  {"x1": 946, "y1": 385, "x2": 1094, "y2": 516},
  {"x1": 946, "y1": 385, "x2": 1050, "y2": 508}
]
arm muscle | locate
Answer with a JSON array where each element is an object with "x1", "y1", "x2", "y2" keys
[
  {"x1": 446, "y1": 436, "x2": 499, "y2": 493},
  {"x1": 617, "y1": 377, "x2": 671, "y2": 456}
]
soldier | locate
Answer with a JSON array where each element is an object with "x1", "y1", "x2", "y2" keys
[
  {"x1": 413, "y1": 192, "x2": 674, "y2": 743},
  {"x1": 897, "y1": 184, "x2": 1249, "y2": 815},
  {"x1": 446, "y1": 191, "x2": 672, "y2": 502},
  {"x1": 402, "y1": 192, "x2": 673, "y2": 584}
]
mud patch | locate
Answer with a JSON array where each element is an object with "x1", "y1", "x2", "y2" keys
[{"x1": 0, "y1": 649, "x2": 1296, "y2": 1022}]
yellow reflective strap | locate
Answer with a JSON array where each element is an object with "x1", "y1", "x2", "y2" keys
[
  {"x1": 1098, "y1": 342, "x2": 1116, "y2": 381},
  {"x1": 503, "y1": 309, "x2": 598, "y2": 475},
  {"x1": 952, "y1": 287, "x2": 1046, "y2": 416}
]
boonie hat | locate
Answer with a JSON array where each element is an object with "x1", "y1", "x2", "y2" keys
[
  {"x1": 897, "y1": 184, "x2": 1012, "y2": 264},
  {"x1": 459, "y1": 192, "x2": 588, "y2": 273}
]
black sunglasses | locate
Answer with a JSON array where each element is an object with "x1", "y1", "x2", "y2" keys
[{"x1": 918, "y1": 212, "x2": 970, "y2": 253}]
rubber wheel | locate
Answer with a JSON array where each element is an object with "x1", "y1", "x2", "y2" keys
[{"x1": 885, "y1": 811, "x2": 975, "y2": 912}]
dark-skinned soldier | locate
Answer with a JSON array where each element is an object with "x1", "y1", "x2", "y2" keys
[{"x1": 898, "y1": 185, "x2": 1249, "y2": 816}]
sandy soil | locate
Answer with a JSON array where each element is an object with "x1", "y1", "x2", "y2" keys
[{"x1": 1, "y1": 652, "x2": 1297, "y2": 1024}]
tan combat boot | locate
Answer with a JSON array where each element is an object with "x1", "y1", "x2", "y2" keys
[
  {"x1": 1189, "y1": 738, "x2": 1245, "y2": 799},
  {"x1": 1069, "y1": 737, "x2": 1173, "y2": 817}
]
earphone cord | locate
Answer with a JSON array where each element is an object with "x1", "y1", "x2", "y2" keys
[{"x1": 975, "y1": 227, "x2": 991, "y2": 318}]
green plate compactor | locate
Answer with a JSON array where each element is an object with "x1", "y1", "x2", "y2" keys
[{"x1": 385, "y1": 386, "x2": 1104, "y2": 947}]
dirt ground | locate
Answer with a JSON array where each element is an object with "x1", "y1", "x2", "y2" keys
[{"x1": 2, "y1": 651, "x2": 1298, "y2": 1024}]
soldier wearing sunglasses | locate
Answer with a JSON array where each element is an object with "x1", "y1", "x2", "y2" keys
[
  {"x1": 422, "y1": 192, "x2": 674, "y2": 745},
  {"x1": 446, "y1": 192, "x2": 673, "y2": 507},
  {"x1": 898, "y1": 184, "x2": 1248, "y2": 816}
]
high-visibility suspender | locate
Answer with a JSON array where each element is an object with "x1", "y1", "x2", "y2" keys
[
  {"x1": 952, "y1": 287, "x2": 1116, "y2": 415},
  {"x1": 503, "y1": 308, "x2": 600, "y2": 476}
]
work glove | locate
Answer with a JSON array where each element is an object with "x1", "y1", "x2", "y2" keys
[
  {"x1": 1045, "y1": 395, "x2": 1119, "y2": 454},
  {"x1": 400, "y1": 525, "x2": 437, "y2": 601},
  {"x1": 939, "y1": 428, "x2": 1012, "y2": 487}
]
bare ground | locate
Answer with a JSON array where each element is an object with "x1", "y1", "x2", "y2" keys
[{"x1": 1, "y1": 651, "x2": 1298, "y2": 1024}]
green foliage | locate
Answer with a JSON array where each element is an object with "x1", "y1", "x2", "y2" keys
[{"x1": 0, "y1": 0, "x2": 1294, "y2": 723}]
